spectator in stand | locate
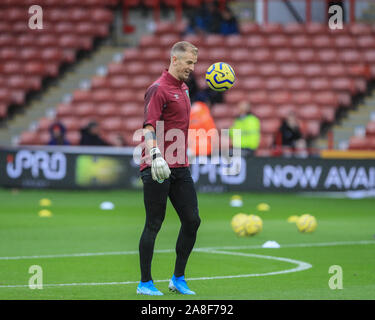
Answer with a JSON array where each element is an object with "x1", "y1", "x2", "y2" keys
[
  {"x1": 185, "y1": 1, "x2": 222, "y2": 35},
  {"x1": 79, "y1": 121, "x2": 109, "y2": 146},
  {"x1": 48, "y1": 121, "x2": 70, "y2": 146},
  {"x1": 188, "y1": 100, "x2": 218, "y2": 157},
  {"x1": 185, "y1": 72, "x2": 199, "y2": 103},
  {"x1": 186, "y1": 72, "x2": 224, "y2": 106},
  {"x1": 229, "y1": 101, "x2": 260, "y2": 156},
  {"x1": 278, "y1": 111, "x2": 307, "y2": 157},
  {"x1": 219, "y1": 6, "x2": 239, "y2": 35}
]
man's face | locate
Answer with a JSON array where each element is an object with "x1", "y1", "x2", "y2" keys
[{"x1": 173, "y1": 50, "x2": 198, "y2": 81}]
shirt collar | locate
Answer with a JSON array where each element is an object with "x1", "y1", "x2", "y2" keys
[{"x1": 163, "y1": 69, "x2": 184, "y2": 87}]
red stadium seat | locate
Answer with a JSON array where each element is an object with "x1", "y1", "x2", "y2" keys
[
  {"x1": 123, "y1": 117, "x2": 144, "y2": 131},
  {"x1": 230, "y1": 48, "x2": 251, "y2": 63},
  {"x1": 290, "y1": 35, "x2": 311, "y2": 48},
  {"x1": 91, "y1": 89, "x2": 113, "y2": 103},
  {"x1": 159, "y1": 34, "x2": 180, "y2": 48},
  {"x1": 349, "y1": 23, "x2": 372, "y2": 36},
  {"x1": 119, "y1": 103, "x2": 142, "y2": 117},
  {"x1": 0, "y1": 103, "x2": 8, "y2": 118},
  {"x1": 305, "y1": 23, "x2": 327, "y2": 36},
  {"x1": 56, "y1": 103, "x2": 74, "y2": 117},
  {"x1": 240, "y1": 77, "x2": 265, "y2": 91},
  {"x1": 276, "y1": 104, "x2": 295, "y2": 119},
  {"x1": 268, "y1": 35, "x2": 290, "y2": 48},
  {"x1": 215, "y1": 118, "x2": 234, "y2": 131},
  {"x1": 97, "y1": 102, "x2": 118, "y2": 117},
  {"x1": 295, "y1": 48, "x2": 316, "y2": 63},
  {"x1": 225, "y1": 35, "x2": 246, "y2": 49},
  {"x1": 325, "y1": 63, "x2": 346, "y2": 78},
  {"x1": 182, "y1": 34, "x2": 204, "y2": 48},
  {"x1": 65, "y1": 131, "x2": 80, "y2": 145},
  {"x1": 90, "y1": 8, "x2": 113, "y2": 23},
  {"x1": 211, "y1": 104, "x2": 238, "y2": 119},
  {"x1": 313, "y1": 91, "x2": 338, "y2": 107},
  {"x1": 240, "y1": 23, "x2": 260, "y2": 36},
  {"x1": 245, "y1": 35, "x2": 267, "y2": 48},
  {"x1": 19, "y1": 131, "x2": 40, "y2": 145},
  {"x1": 60, "y1": 117, "x2": 81, "y2": 131},
  {"x1": 252, "y1": 104, "x2": 274, "y2": 119},
  {"x1": 331, "y1": 78, "x2": 356, "y2": 94},
  {"x1": 260, "y1": 118, "x2": 281, "y2": 134},
  {"x1": 252, "y1": 48, "x2": 273, "y2": 62},
  {"x1": 273, "y1": 48, "x2": 296, "y2": 62},
  {"x1": 303, "y1": 64, "x2": 324, "y2": 77},
  {"x1": 312, "y1": 35, "x2": 332, "y2": 49},
  {"x1": 357, "y1": 36, "x2": 375, "y2": 49},
  {"x1": 265, "y1": 77, "x2": 284, "y2": 91},
  {"x1": 205, "y1": 35, "x2": 225, "y2": 48},
  {"x1": 309, "y1": 77, "x2": 330, "y2": 91},
  {"x1": 260, "y1": 23, "x2": 283, "y2": 35},
  {"x1": 317, "y1": 49, "x2": 338, "y2": 63},
  {"x1": 340, "y1": 50, "x2": 363, "y2": 64},
  {"x1": 320, "y1": 106, "x2": 336, "y2": 123},
  {"x1": 236, "y1": 63, "x2": 259, "y2": 77},
  {"x1": 287, "y1": 77, "x2": 308, "y2": 91},
  {"x1": 248, "y1": 90, "x2": 268, "y2": 105},
  {"x1": 269, "y1": 91, "x2": 291, "y2": 105},
  {"x1": 348, "y1": 136, "x2": 369, "y2": 150},
  {"x1": 208, "y1": 48, "x2": 229, "y2": 62},
  {"x1": 131, "y1": 76, "x2": 153, "y2": 90},
  {"x1": 101, "y1": 117, "x2": 123, "y2": 132},
  {"x1": 297, "y1": 104, "x2": 321, "y2": 120},
  {"x1": 283, "y1": 23, "x2": 305, "y2": 36},
  {"x1": 258, "y1": 63, "x2": 279, "y2": 77},
  {"x1": 292, "y1": 91, "x2": 314, "y2": 106},
  {"x1": 366, "y1": 121, "x2": 375, "y2": 137},
  {"x1": 334, "y1": 35, "x2": 356, "y2": 49},
  {"x1": 258, "y1": 134, "x2": 274, "y2": 149},
  {"x1": 299, "y1": 120, "x2": 320, "y2": 137},
  {"x1": 109, "y1": 76, "x2": 131, "y2": 88},
  {"x1": 91, "y1": 76, "x2": 110, "y2": 89},
  {"x1": 75, "y1": 102, "x2": 96, "y2": 117},
  {"x1": 279, "y1": 63, "x2": 301, "y2": 77},
  {"x1": 225, "y1": 91, "x2": 247, "y2": 104}
]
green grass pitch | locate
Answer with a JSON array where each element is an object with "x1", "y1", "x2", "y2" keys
[{"x1": 0, "y1": 188, "x2": 374, "y2": 300}]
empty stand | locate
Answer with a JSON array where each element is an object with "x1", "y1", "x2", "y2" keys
[
  {"x1": 18, "y1": 20, "x2": 375, "y2": 151},
  {"x1": 0, "y1": 0, "x2": 115, "y2": 123}
]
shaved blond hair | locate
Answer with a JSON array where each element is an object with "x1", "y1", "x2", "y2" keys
[{"x1": 170, "y1": 41, "x2": 198, "y2": 59}]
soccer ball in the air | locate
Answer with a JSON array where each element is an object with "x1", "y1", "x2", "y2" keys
[
  {"x1": 205, "y1": 62, "x2": 235, "y2": 92},
  {"x1": 244, "y1": 214, "x2": 263, "y2": 236},
  {"x1": 296, "y1": 214, "x2": 317, "y2": 233},
  {"x1": 231, "y1": 213, "x2": 263, "y2": 237}
]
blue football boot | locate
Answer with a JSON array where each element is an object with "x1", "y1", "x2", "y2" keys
[
  {"x1": 168, "y1": 275, "x2": 196, "y2": 295},
  {"x1": 137, "y1": 280, "x2": 163, "y2": 296}
]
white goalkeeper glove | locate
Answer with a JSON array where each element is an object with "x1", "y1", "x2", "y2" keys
[{"x1": 150, "y1": 147, "x2": 171, "y2": 183}]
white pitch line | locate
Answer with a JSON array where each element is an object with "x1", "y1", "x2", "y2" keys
[
  {"x1": 0, "y1": 240, "x2": 374, "y2": 261},
  {"x1": 0, "y1": 249, "x2": 312, "y2": 289}
]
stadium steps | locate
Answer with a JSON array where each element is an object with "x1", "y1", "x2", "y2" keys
[
  {"x1": 0, "y1": 45, "x2": 124, "y2": 146},
  {"x1": 314, "y1": 90, "x2": 375, "y2": 150}
]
